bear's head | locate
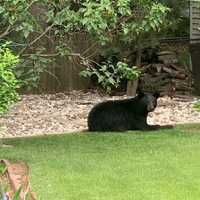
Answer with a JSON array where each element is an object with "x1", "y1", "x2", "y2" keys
[{"x1": 138, "y1": 92, "x2": 160, "y2": 112}]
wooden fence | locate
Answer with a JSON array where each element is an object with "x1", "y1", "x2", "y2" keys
[
  {"x1": 190, "y1": 0, "x2": 200, "y2": 42},
  {"x1": 25, "y1": 4, "x2": 91, "y2": 94},
  {"x1": 190, "y1": 0, "x2": 200, "y2": 94},
  {"x1": 30, "y1": 32, "x2": 93, "y2": 93}
]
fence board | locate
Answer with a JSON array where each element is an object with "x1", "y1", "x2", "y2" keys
[
  {"x1": 25, "y1": 3, "x2": 90, "y2": 94},
  {"x1": 190, "y1": 0, "x2": 200, "y2": 42}
]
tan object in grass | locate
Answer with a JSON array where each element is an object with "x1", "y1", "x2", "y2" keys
[{"x1": 0, "y1": 160, "x2": 37, "y2": 200}]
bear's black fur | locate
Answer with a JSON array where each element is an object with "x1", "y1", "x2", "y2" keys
[{"x1": 88, "y1": 92, "x2": 161, "y2": 132}]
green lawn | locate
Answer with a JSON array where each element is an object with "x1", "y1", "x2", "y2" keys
[{"x1": 1, "y1": 124, "x2": 200, "y2": 200}]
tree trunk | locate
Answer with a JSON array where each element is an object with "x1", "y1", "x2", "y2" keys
[
  {"x1": 126, "y1": 79, "x2": 138, "y2": 96},
  {"x1": 126, "y1": 47, "x2": 142, "y2": 96}
]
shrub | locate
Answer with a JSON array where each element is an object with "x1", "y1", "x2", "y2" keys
[
  {"x1": 80, "y1": 61, "x2": 141, "y2": 93},
  {"x1": 194, "y1": 100, "x2": 200, "y2": 112},
  {"x1": 0, "y1": 43, "x2": 20, "y2": 114}
]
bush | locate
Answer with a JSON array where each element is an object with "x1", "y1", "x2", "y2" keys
[
  {"x1": 194, "y1": 100, "x2": 200, "y2": 112},
  {"x1": 0, "y1": 43, "x2": 20, "y2": 114},
  {"x1": 80, "y1": 61, "x2": 141, "y2": 93}
]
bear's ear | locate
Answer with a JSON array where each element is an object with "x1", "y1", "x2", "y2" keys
[
  {"x1": 153, "y1": 92, "x2": 160, "y2": 98},
  {"x1": 137, "y1": 91, "x2": 145, "y2": 98}
]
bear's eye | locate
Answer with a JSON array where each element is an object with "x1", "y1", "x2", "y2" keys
[{"x1": 153, "y1": 92, "x2": 160, "y2": 98}]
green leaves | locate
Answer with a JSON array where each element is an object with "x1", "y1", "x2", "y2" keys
[
  {"x1": 80, "y1": 0, "x2": 117, "y2": 44},
  {"x1": 77, "y1": 0, "x2": 169, "y2": 93},
  {"x1": 0, "y1": 163, "x2": 6, "y2": 175},
  {"x1": 121, "y1": 2, "x2": 170, "y2": 38},
  {"x1": 117, "y1": 62, "x2": 141, "y2": 80},
  {"x1": 116, "y1": 0, "x2": 131, "y2": 16},
  {"x1": 0, "y1": 6, "x2": 5, "y2": 14},
  {"x1": 16, "y1": 22, "x2": 34, "y2": 38},
  {"x1": 0, "y1": 0, "x2": 171, "y2": 93},
  {"x1": 12, "y1": 187, "x2": 22, "y2": 200},
  {"x1": 80, "y1": 61, "x2": 140, "y2": 93},
  {"x1": 194, "y1": 100, "x2": 200, "y2": 112},
  {"x1": 0, "y1": 44, "x2": 20, "y2": 114}
]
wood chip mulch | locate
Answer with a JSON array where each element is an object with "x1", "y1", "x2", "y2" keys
[{"x1": 0, "y1": 90, "x2": 200, "y2": 138}]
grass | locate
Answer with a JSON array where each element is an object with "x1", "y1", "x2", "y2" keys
[{"x1": 1, "y1": 124, "x2": 200, "y2": 199}]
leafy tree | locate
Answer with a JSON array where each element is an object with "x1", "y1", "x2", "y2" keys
[
  {"x1": 80, "y1": 61, "x2": 141, "y2": 93},
  {"x1": 0, "y1": 0, "x2": 170, "y2": 94},
  {"x1": 77, "y1": 0, "x2": 170, "y2": 94},
  {"x1": 159, "y1": 0, "x2": 189, "y2": 37}
]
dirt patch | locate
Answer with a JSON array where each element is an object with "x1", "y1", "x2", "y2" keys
[{"x1": 0, "y1": 90, "x2": 200, "y2": 138}]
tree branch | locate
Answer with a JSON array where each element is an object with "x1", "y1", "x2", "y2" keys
[
  {"x1": 109, "y1": 13, "x2": 137, "y2": 35},
  {"x1": 22, "y1": 52, "x2": 86, "y2": 58},
  {"x1": 19, "y1": 24, "x2": 54, "y2": 55},
  {"x1": 25, "y1": 0, "x2": 39, "y2": 11},
  {"x1": 0, "y1": 25, "x2": 11, "y2": 39}
]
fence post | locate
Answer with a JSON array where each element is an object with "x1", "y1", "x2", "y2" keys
[{"x1": 190, "y1": 0, "x2": 200, "y2": 94}]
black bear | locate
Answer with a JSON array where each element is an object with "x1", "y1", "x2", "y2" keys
[{"x1": 88, "y1": 92, "x2": 161, "y2": 132}]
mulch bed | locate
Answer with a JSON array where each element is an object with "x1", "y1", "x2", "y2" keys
[{"x1": 0, "y1": 90, "x2": 200, "y2": 138}]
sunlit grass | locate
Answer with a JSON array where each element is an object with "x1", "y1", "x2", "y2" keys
[{"x1": 1, "y1": 124, "x2": 200, "y2": 200}]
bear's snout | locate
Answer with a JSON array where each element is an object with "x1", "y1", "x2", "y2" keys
[{"x1": 147, "y1": 103, "x2": 156, "y2": 112}]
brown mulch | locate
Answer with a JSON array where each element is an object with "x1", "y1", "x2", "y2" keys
[{"x1": 0, "y1": 90, "x2": 200, "y2": 138}]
